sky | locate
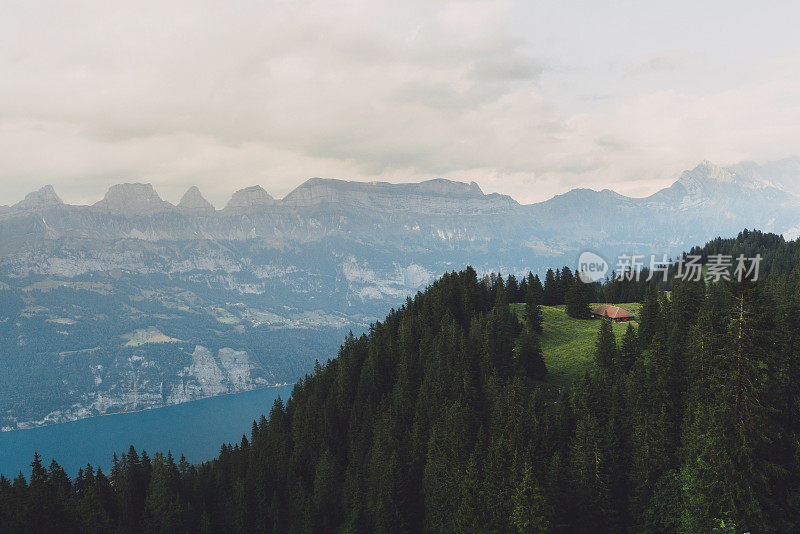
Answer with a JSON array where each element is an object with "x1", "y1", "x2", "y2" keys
[{"x1": 2, "y1": 0, "x2": 800, "y2": 207}]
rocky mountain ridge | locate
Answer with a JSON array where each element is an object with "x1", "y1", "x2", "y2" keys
[
  {"x1": 178, "y1": 186, "x2": 215, "y2": 215},
  {"x1": 6, "y1": 158, "x2": 797, "y2": 218},
  {"x1": 4, "y1": 160, "x2": 796, "y2": 252},
  {"x1": 2, "y1": 158, "x2": 799, "y2": 429}
]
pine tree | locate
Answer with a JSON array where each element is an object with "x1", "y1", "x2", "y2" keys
[
  {"x1": 681, "y1": 279, "x2": 785, "y2": 530},
  {"x1": 26, "y1": 452, "x2": 50, "y2": 532},
  {"x1": 510, "y1": 463, "x2": 549, "y2": 533},
  {"x1": 560, "y1": 267, "x2": 575, "y2": 304},
  {"x1": 554, "y1": 269, "x2": 563, "y2": 304},
  {"x1": 493, "y1": 274, "x2": 507, "y2": 306},
  {"x1": 11, "y1": 472, "x2": 28, "y2": 531},
  {"x1": 76, "y1": 464, "x2": 113, "y2": 532},
  {"x1": 527, "y1": 273, "x2": 543, "y2": 304},
  {"x1": 618, "y1": 323, "x2": 639, "y2": 374},
  {"x1": 524, "y1": 281, "x2": 544, "y2": 335},
  {"x1": 0, "y1": 474, "x2": 12, "y2": 530},
  {"x1": 638, "y1": 284, "x2": 659, "y2": 347},
  {"x1": 626, "y1": 368, "x2": 671, "y2": 525},
  {"x1": 543, "y1": 269, "x2": 557, "y2": 305},
  {"x1": 641, "y1": 469, "x2": 682, "y2": 532},
  {"x1": 506, "y1": 274, "x2": 520, "y2": 303},
  {"x1": 595, "y1": 316, "x2": 618, "y2": 373},
  {"x1": 565, "y1": 278, "x2": 591, "y2": 319},
  {"x1": 0, "y1": 475, "x2": 11, "y2": 528},
  {"x1": 47, "y1": 459, "x2": 75, "y2": 530},
  {"x1": 422, "y1": 402, "x2": 471, "y2": 532},
  {"x1": 313, "y1": 448, "x2": 341, "y2": 531},
  {"x1": 143, "y1": 452, "x2": 184, "y2": 532},
  {"x1": 515, "y1": 332, "x2": 546, "y2": 380},
  {"x1": 115, "y1": 446, "x2": 147, "y2": 533},
  {"x1": 455, "y1": 450, "x2": 484, "y2": 533},
  {"x1": 570, "y1": 409, "x2": 613, "y2": 532}
]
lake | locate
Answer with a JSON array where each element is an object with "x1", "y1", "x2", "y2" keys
[{"x1": 0, "y1": 385, "x2": 294, "y2": 478}]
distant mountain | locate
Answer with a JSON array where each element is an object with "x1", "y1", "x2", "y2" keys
[
  {"x1": 223, "y1": 185, "x2": 276, "y2": 214},
  {"x1": 282, "y1": 177, "x2": 510, "y2": 211},
  {"x1": 732, "y1": 157, "x2": 800, "y2": 192},
  {"x1": 93, "y1": 183, "x2": 175, "y2": 216},
  {"x1": 177, "y1": 186, "x2": 215, "y2": 215},
  {"x1": 12, "y1": 184, "x2": 64, "y2": 211},
  {"x1": 526, "y1": 160, "x2": 799, "y2": 248},
  {"x1": 3, "y1": 161, "x2": 795, "y2": 254},
  {"x1": 0, "y1": 159, "x2": 798, "y2": 429}
]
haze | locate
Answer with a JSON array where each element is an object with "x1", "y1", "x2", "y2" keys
[{"x1": 2, "y1": 0, "x2": 799, "y2": 207}]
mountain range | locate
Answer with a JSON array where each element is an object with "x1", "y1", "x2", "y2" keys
[
  {"x1": 1, "y1": 158, "x2": 799, "y2": 429},
  {"x1": 5, "y1": 158, "x2": 800, "y2": 254}
]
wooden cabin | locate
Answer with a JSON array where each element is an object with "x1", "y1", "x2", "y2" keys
[{"x1": 591, "y1": 304, "x2": 635, "y2": 323}]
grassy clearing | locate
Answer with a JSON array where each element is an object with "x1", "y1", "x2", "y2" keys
[
  {"x1": 122, "y1": 326, "x2": 181, "y2": 347},
  {"x1": 510, "y1": 302, "x2": 638, "y2": 388}
]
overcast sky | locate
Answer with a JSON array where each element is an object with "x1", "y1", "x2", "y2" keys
[{"x1": 2, "y1": 0, "x2": 800, "y2": 207}]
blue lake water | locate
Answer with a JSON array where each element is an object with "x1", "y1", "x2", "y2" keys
[{"x1": 0, "y1": 385, "x2": 294, "y2": 478}]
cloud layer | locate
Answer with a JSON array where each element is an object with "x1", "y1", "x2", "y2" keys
[{"x1": 2, "y1": 1, "x2": 800, "y2": 206}]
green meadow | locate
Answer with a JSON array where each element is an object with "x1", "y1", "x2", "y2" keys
[{"x1": 510, "y1": 302, "x2": 640, "y2": 388}]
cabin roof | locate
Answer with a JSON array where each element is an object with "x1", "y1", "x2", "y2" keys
[{"x1": 591, "y1": 304, "x2": 634, "y2": 319}]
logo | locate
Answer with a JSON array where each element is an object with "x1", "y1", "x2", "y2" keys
[{"x1": 577, "y1": 251, "x2": 608, "y2": 283}]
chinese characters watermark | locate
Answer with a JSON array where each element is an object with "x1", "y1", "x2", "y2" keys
[{"x1": 577, "y1": 253, "x2": 762, "y2": 283}]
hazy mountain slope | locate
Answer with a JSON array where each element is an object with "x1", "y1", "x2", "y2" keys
[
  {"x1": 1, "y1": 159, "x2": 799, "y2": 428},
  {"x1": 526, "y1": 160, "x2": 800, "y2": 254}
]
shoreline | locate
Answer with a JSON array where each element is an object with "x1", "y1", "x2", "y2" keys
[{"x1": 2, "y1": 382, "x2": 296, "y2": 433}]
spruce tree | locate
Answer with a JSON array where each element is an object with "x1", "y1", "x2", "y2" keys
[
  {"x1": 506, "y1": 274, "x2": 520, "y2": 303},
  {"x1": 680, "y1": 279, "x2": 784, "y2": 531},
  {"x1": 560, "y1": 267, "x2": 575, "y2": 303},
  {"x1": 510, "y1": 463, "x2": 549, "y2": 533},
  {"x1": 524, "y1": 281, "x2": 544, "y2": 334},
  {"x1": 515, "y1": 332, "x2": 546, "y2": 380},
  {"x1": 570, "y1": 409, "x2": 613, "y2": 531},
  {"x1": 618, "y1": 323, "x2": 639, "y2": 374},
  {"x1": 638, "y1": 284, "x2": 659, "y2": 347},
  {"x1": 595, "y1": 316, "x2": 618, "y2": 373},
  {"x1": 527, "y1": 273, "x2": 544, "y2": 304},
  {"x1": 26, "y1": 452, "x2": 50, "y2": 532},
  {"x1": 565, "y1": 279, "x2": 591, "y2": 319},
  {"x1": 455, "y1": 451, "x2": 484, "y2": 532},
  {"x1": 553, "y1": 269, "x2": 563, "y2": 304},
  {"x1": 0, "y1": 475, "x2": 11, "y2": 528},
  {"x1": 543, "y1": 269, "x2": 557, "y2": 305}
]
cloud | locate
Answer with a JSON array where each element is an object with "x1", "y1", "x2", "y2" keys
[
  {"x1": 624, "y1": 52, "x2": 691, "y2": 77},
  {"x1": 1, "y1": 1, "x2": 799, "y2": 206}
]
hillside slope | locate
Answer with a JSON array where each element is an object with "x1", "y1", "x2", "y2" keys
[
  {"x1": 511, "y1": 303, "x2": 637, "y2": 386},
  {"x1": 5, "y1": 231, "x2": 800, "y2": 532}
]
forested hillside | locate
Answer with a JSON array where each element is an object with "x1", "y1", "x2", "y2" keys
[{"x1": 2, "y1": 230, "x2": 799, "y2": 532}]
